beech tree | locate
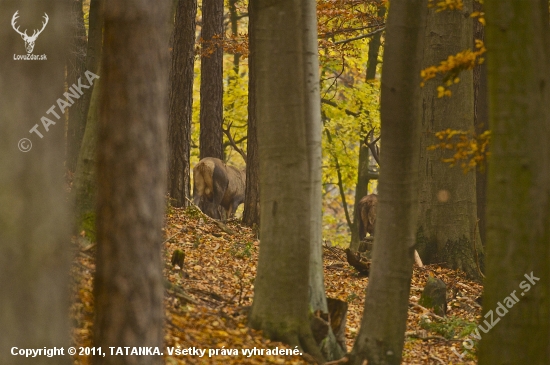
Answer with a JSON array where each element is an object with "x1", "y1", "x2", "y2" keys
[
  {"x1": 479, "y1": 0, "x2": 550, "y2": 363},
  {"x1": 416, "y1": 0, "x2": 484, "y2": 280},
  {"x1": 348, "y1": 0, "x2": 427, "y2": 363},
  {"x1": 167, "y1": 0, "x2": 197, "y2": 207},
  {"x1": 92, "y1": 2, "x2": 170, "y2": 365},
  {"x1": 0, "y1": 2, "x2": 71, "y2": 364},
  {"x1": 249, "y1": 0, "x2": 342, "y2": 361},
  {"x1": 199, "y1": 0, "x2": 224, "y2": 160}
]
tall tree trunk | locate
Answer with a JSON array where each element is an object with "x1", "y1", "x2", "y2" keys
[
  {"x1": 73, "y1": 76, "x2": 101, "y2": 238},
  {"x1": 199, "y1": 0, "x2": 224, "y2": 160},
  {"x1": 248, "y1": 1, "x2": 325, "y2": 362},
  {"x1": 0, "y1": 2, "x2": 71, "y2": 364},
  {"x1": 167, "y1": 0, "x2": 197, "y2": 207},
  {"x1": 66, "y1": 0, "x2": 88, "y2": 173},
  {"x1": 92, "y1": 2, "x2": 170, "y2": 365},
  {"x1": 416, "y1": 0, "x2": 484, "y2": 280},
  {"x1": 473, "y1": 0, "x2": 488, "y2": 247},
  {"x1": 302, "y1": 0, "x2": 344, "y2": 360},
  {"x1": 348, "y1": 1, "x2": 427, "y2": 363},
  {"x1": 478, "y1": 1, "x2": 550, "y2": 363},
  {"x1": 70, "y1": 0, "x2": 102, "y2": 171},
  {"x1": 365, "y1": 2, "x2": 386, "y2": 81},
  {"x1": 350, "y1": 3, "x2": 385, "y2": 251},
  {"x1": 228, "y1": 0, "x2": 240, "y2": 76},
  {"x1": 242, "y1": 0, "x2": 260, "y2": 228}
]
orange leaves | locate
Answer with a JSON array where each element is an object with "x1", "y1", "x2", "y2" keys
[
  {"x1": 428, "y1": 129, "x2": 491, "y2": 172},
  {"x1": 420, "y1": 40, "x2": 486, "y2": 97}
]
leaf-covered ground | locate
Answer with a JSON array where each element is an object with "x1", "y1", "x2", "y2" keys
[{"x1": 71, "y1": 206, "x2": 483, "y2": 364}]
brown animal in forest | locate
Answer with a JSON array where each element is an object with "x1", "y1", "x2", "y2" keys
[
  {"x1": 357, "y1": 194, "x2": 378, "y2": 239},
  {"x1": 193, "y1": 157, "x2": 246, "y2": 220}
]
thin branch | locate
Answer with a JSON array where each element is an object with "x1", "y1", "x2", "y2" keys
[
  {"x1": 321, "y1": 98, "x2": 360, "y2": 117},
  {"x1": 222, "y1": 121, "x2": 247, "y2": 160},
  {"x1": 325, "y1": 128, "x2": 353, "y2": 230},
  {"x1": 333, "y1": 27, "x2": 386, "y2": 45},
  {"x1": 363, "y1": 128, "x2": 381, "y2": 166}
]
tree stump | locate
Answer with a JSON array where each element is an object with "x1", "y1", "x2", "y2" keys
[{"x1": 419, "y1": 277, "x2": 447, "y2": 316}]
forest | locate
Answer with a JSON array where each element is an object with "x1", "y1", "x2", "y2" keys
[{"x1": 1, "y1": 0, "x2": 549, "y2": 364}]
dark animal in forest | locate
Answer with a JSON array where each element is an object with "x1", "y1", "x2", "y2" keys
[
  {"x1": 357, "y1": 194, "x2": 378, "y2": 239},
  {"x1": 193, "y1": 157, "x2": 246, "y2": 220}
]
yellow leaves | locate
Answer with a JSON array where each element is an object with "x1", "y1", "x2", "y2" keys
[
  {"x1": 470, "y1": 11, "x2": 486, "y2": 26},
  {"x1": 421, "y1": 40, "x2": 487, "y2": 97},
  {"x1": 428, "y1": 129, "x2": 491, "y2": 173},
  {"x1": 428, "y1": 0, "x2": 464, "y2": 12}
]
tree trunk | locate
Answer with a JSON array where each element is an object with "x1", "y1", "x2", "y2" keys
[
  {"x1": 0, "y1": 2, "x2": 71, "y2": 364},
  {"x1": 69, "y1": 0, "x2": 102, "y2": 172},
  {"x1": 473, "y1": 0, "x2": 488, "y2": 247},
  {"x1": 416, "y1": 0, "x2": 484, "y2": 281},
  {"x1": 167, "y1": 0, "x2": 197, "y2": 207},
  {"x1": 228, "y1": 0, "x2": 240, "y2": 77},
  {"x1": 242, "y1": 0, "x2": 260, "y2": 228},
  {"x1": 302, "y1": 1, "x2": 344, "y2": 360},
  {"x1": 248, "y1": 1, "x2": 325, "y2": 362},
  {"x1": 478, "y1": 1, "x2": 550, "y2": 364},
  {"x1": 365, "y1": 3, "x2": 386, "y2": 81},
  {"x1": 66, "y1": 0, "x2": 88, "y2": 173},
  {"x1": 199, "y1": 0, "x2": 224, "y2": 160},
  {"x1": 73, "y1": 76, "x2": 101, "y2": 238},
  {"x1": 348, "y1": 1, "x2": 427, "y2": 363},
  {"x1": 350, "y1": 4, "x2": 385, "y2": 251},
  {"x1": 92, "y1": 2, "x2": 170, "y2": 365}
]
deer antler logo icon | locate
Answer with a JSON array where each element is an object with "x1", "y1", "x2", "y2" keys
[{"x1": 11, "y1": 11, "x2": 49, "y2": 54}]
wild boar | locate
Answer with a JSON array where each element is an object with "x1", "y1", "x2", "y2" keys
[{"x1": 193, "y1": 157, "x2": 246, "y2": 220}]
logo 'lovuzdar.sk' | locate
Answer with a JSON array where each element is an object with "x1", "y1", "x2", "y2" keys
[{"x1": 12, "y1": 10, "x2": 48, "y2": 60}]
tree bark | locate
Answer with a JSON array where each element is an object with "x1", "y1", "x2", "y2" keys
[
  {"x1": 167, "y1": 0, "x2": 197, "y2": 207},
  {"x1": 242, "y1": 0, "x2": 260, "y2": 228},
  {"x1": 66, "y1": 0, "x2": 88, "y2": 173},
  {"x1": 350, "y1": 4, "x2": 385, "y2": 251},
  {"x1": 69, "y1": 0, "x2": 102, "y2": 174},
  {"x1": 73, "y1": 76, "x2": 101, "y2": 238},
  {"x1": 473, "y1": 0, "x2": 488, "y2": 247},
  {"x1": 478, "y1": 1, "x2": 550, "y2": 363},
  {"x1": 199, "y1": 0, "x2": 224, "y2": 160},
  {"x1": 0, "y1": 2, "x2": 71, "y2": 364},
  {"x1": 365, "y1": 2, "x2": 386, "y2": 81},
  {"x1": 348, "y1": 0, "x2": 427, "y2": 363},
  {"x1": 416, "y1": 0, "x2": 484, "y2": 281},
  {"x1": 248, "y1": 0, "x2": 325, "y2": 362},
  {"x1": 92, "y1": 2, "x2": 170, "y2": 365}
]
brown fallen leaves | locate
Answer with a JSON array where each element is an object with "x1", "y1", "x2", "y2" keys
[{"x1": 70, "y1": 206, "x2": 482, "y2": 364}]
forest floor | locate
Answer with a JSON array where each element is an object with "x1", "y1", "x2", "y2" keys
[{"x1": 71, "y1": 206, "x2": 483, "y2": 365}]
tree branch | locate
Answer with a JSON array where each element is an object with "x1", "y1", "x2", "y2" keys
[
  {"x1": 222, "y1": 121, "x2": 247, "y2": 160},
  {"x1": 321, "y1": 98, "x2": 360, "y2": 117},
  {"x1": 333, "y1": 27, "x2": 386, "y2": 45}
]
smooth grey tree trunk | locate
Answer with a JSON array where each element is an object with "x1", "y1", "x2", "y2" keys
[
  {"x1": 248, "y1": 0, "x2": 325, "y2": 362},
  {"x1": 479, "y1": 1, "x2": 550, "y2": 363},
  {"x1": 92, "y1": 2, "x2": 170, "y2": 365},
  {"x1": 0, "y1": 2, "x2": 71, "y2": 364},
  {"x1": 167, "y1": 0, "x2": 196, "y2": 207},
  {"x1": 348, "y1": 0, "x2": 427, "y2": 363},
  {"x1": 416, "y1": 0, "x2": 484, "y2": 281}
]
